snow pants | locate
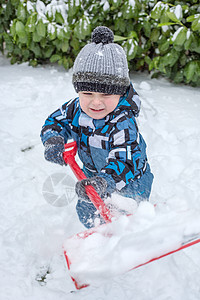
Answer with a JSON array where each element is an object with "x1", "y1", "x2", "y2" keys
[{"x1": 76, "y1": 163, "x2": 154, "y2": 229}]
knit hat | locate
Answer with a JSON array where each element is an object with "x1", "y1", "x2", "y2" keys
[{"x1": 72, "y1": 26, "x2": 130, "y2": 95}]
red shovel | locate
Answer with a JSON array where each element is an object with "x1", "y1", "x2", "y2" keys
[
  {"x1": 63, "y1": 141, "x2": 114, "y2": 289},
  {"x1": 63, "y1": 141, "x2": 113, "y2": 224}
]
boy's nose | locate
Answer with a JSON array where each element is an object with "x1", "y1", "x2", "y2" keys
[{"x1": 92, "y1": 96, "x2": 102, "y2": 106}]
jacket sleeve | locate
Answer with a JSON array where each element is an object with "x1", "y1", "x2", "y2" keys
[
  {"x1": 40, "y1": 98, "x2": 78, "y2": 144},
  {"x1": 99, "y1": 112, "x2": 144, "y2": 191}
]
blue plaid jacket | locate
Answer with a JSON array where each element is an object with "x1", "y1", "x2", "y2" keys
[{"x1": 41, "y1": 84, "x2": 149, "y2": 193}]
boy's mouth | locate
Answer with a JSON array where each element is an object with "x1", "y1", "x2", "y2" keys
[{"x1": 90, "y1": 108, "x2": 105, "y2": 112}]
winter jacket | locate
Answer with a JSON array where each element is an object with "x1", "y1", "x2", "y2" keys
[{"x1": 41, "y1": 84, "x2": 151, "y2": 194}]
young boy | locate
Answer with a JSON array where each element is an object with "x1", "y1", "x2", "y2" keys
[{"x1": 41, "y1": 26, "x2": 154, "y2": 228}]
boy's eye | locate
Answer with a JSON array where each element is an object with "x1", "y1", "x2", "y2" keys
[
  {"x1": 103, "y1": 94, "x2": 112, "y2": 96},
  {"x1": 83, "y1": 92, "x2": 93, "y2": 95}
]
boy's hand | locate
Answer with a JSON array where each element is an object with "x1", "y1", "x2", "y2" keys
[
  {"x1": 75, "y1": 176, "x2": 108, "y2": 200},
  {"x1": 44, "y1": 136, "x2": 66, "y2": 166}
]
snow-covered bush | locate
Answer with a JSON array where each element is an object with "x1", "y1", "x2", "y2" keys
[
  {"x1": 0, "y1": 0, "x2": 200, "y2": 86},
  {"x1": 149, "y1": 1, "x2": 200, "y2": 86}
]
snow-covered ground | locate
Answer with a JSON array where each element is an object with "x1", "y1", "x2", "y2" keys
[{"x1": 0, "y1": 53, "x2": 200, "y2": 300}]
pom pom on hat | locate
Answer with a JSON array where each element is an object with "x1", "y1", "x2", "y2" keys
[{"x1": 91, "y1": 26, "x2": 114, "y2": 45}]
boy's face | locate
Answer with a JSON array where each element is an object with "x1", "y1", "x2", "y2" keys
[{"x1": 79, "y1": 91, "x2": 121, "y2": 119}]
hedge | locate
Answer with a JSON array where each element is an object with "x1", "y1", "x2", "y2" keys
[{"x1": 0, "y1": 0, "x2": 200, "y2": 86}]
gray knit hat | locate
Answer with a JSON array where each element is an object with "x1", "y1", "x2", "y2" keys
[{"x1": 72, "y1": 26, "x2": 130, "y2": 95}]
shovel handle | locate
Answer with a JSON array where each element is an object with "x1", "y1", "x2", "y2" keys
[{"x1": 63, "y1": 142, "x2": 112, "y2": 223}]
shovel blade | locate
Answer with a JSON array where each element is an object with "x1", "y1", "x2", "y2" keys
[
  {"x1": 63, "y1": 225, "x2": 107, "y2": 289},
  {"x1": 63, "y1": 216, "x2": 130, "y2": 289}
]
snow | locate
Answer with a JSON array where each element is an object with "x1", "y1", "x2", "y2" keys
[
  {"x1": 129, "y1": 0, "x2": 135, "y2": 9},
  {"x1": 139, "y1": 81, "x2": 151, "y2": 91},
  {"x1": 33, "y1": 0, "x2": 68, "y2": 26},
  {"x1": 82, "y1": 16, "x2": 90, "y2": 31},
  {"x1": 103, "y1": 2, "x2": 109, "y2": 11},
  {"x1": 186, "y1": 29, "x2": 191, "y2": 40},
  {"x1": 101, "y1": 0, "x2": 109, "y2": 11},
  {"x1": 162, "y1": 25, "x2": 169, "y2": 32},
  {"x1": 27, "y1": 1, "x2": 34, "y2": 13},
  {"x1": 36, "y1": 0, "x2": 46, "y2": 18},
  {"x1": 1, "y1": 53, "x2": 200, "y2": 299},
  {"x1": 127, "y1": 40, "x2": 135, "y2": 56},
  {"x1": 173, "y1": 4, "x2": 182, "y2": 20},
  {"x1": 48, "y1": 23, "x2": 56, "y2": 35},
  {"x1": 152, "y1": 1, "x2": 168, "y2": 15}
]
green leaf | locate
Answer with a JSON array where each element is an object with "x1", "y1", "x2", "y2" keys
[
  {"x1": 114, "y1": 18, "x2": 126, "y2": 33},
  {"x1": 179, "y1": 54, "x2": 187, "y2": 66},
  {"x1": 121, "y1": 2, "x2": 135, "y2": 19},
  {"x1": 129, "y1": 31, "x2": 138, "y2": 39},
  {"x1": 162, "y1": 49, "x2": 179, "y2": 67},
  {"x1": 68, "y1": 0, "x2": 80, "y2": 17},
  {"x1": 5, "y1": 1, "x2": 13, "y2": 21},
  {"x1": 186, "y1": 15, "x2": 196, "y2": 22},
  {"x1": 111, "y1": 0, "x2": 123, "y2": 8},
  {"x1": 158, "y1": 22, "x2": 176, "y2": 27},
  {"x1": 4, "y1": 34, "x2": 14, "y2": 51},
  {"x1": 0, "y1": 24, "x2": 4, "y2": 34},
  {"x1": 52, "y1": 39, "x2": 62, "y2": 51},
  {"x1": 70, "y1": 37, "x2": 80, "y2": 51},
  {"x1": 40, "y1": 38, "x2": 47, "y2": 48},
  {"x1": 47, "y1": 23, "x2": 57, "y2": 40},
  {"x1": 55, "y1": 12, "x2": 64, "y2": 25},
  {"x1": 184, "y1": 32, "x2": 193, "y2": 50},
  {"x1": 16, "y1": 20, "x2": 25, "y2": 36},
  {"x1": 166, "y1": 11, "x2": 180, "y2": 23},
  {"x1": 17, "y1": 2, "x2": 26, "y2": 23},
  {"x1": 61, "y1": 40, "x2": 69, "y2": 52},
  {"x1": 62, "y1": 56, "x2": 69, "y2": 69},
  {"x1": 122, "y1": 39, "x2": 138, "y2": 60},
  {"x1": 57, "y1": 28, "x2": 64, "y2": 40},
  {"x1": 114, "y1": 31, "x2": 137, "y2": 43},
  {"x1": 29, "y1": 41, "x2": 42, "y2": 57},
  {"x1": 11, "y1": 0, "x2": 20, "y2": 7},
  {"x1": 187, "y1": 34, "x2": 200, "y2": 53},
  {"x1": 29, "y1": 59, "x2": 38, "y2": 67},
  {"x1": 16, "y1": 20, "x2": 27, "y2": 43},
  {"x1": 10, "y1": 56, "x2": 18, "y2": 64},
  {"x1": 172, "y1": 27, "x2": 187, "y2": 46},
  {"x1": 151, "y1": 5, "x2": 162, "y2": 20},
  {"x1": 143, "y1": 20, "x2": 151, "y2": 37},
  {"x1": 26, "y1": 13, "x2": 37, "y2": 33},
  {"x1": 74, "y1": 17, "x2": 91, "y2": 40},
  {"x1": 36, "y1": 19, "x2": 46, "y2": 38},
  {"x1": 50, "y1": 54, "x2": 62, "y2": 63},
  {"x1": 22, "y1": 49, "x2": 30, "y2": 60},
  {"x1": 136, "y1": 58, "x2": 145, "y2": 70},
  {"x1": 144, "y1": 55, "x2": 152, "y2": 65},
  {"x1": 174, "y1": 71, "x2": 183, "y2": 83},
  {"x1": 159, "y1": 40, "x2": 170, "y2": 52},
  {"x1": 152, "y1": 56, "x2": 160, "y2": 69},
  {"x1": 58, "y1": 58, "x2": 63, "y2": 66},
  {"x1": 33, "y1": 30, "x2": 42, "y2": 42},
  {"x1": 191, "y1": 17, "x2": 200, "y2": 31},
  {"x1": 184, "y1": 61, "x2": 198, "y2": 82},
  {"x1": 13, "y1": 46, "x2": 21, "y2": 56},
  {"x1": 57, "y1": 27, "x2": 70, "y2": 41},
  {"x1": 150, "y1": 28, "x2": 160, "y2": 42},
  {"x1": 10, "y1": 19, "x2": 17, "y2": 38},
  {"x1": 114, "y1": 35, "x2": 128, "y2": 42},
  {"x1": 43, "y1": 46, "x2": 55, "y2": 58}
]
